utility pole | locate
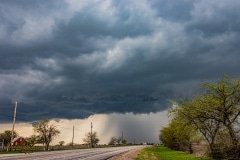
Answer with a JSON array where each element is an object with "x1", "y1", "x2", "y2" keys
[
  {"x1": 121, "y1": 131, "x2": 123, "y2": 144},
  {"x1": 10, "y1": 102, "x2": 17, "y2": 151},
  {"x1": 72, "y1": 126, "x2": 74, "y2": 148},
  {"x1": 90, "y1": 122, "x2": 93, "y2": 148}
]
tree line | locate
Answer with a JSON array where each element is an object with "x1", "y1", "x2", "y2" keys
[
  {"x1": 0, "y1": 119, "x2": 61, "y2": 151},
  {"x1": 159, "y1": 75, "x2": 240, "y2": 159},
  {"x1": 1, "y1": 119, "x2": 130, "y2": 151}
]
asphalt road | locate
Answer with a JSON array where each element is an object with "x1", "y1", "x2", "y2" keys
[{"x1": 0, "y1": 146, "x2": 145, "y2": 160}]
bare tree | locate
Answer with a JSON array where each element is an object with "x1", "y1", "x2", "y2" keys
[
  {"x1": 25, "y1": 134, "x2": 38, "y2": 147},
  {"x1": 108, "y1": 137, "x2": 117, "y2": 145},
  {"x1": 83, "y1": 131, "x2": 99, "y2": 147},
  {"x1": 33, "y1": 119, "x2": 60, "y2": 151}
]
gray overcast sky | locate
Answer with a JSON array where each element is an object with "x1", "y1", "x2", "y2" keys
[{"x1": 0, "y1": 0, "x2": 240, "y2": 122}]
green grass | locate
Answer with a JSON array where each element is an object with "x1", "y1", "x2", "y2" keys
[
  {"x1": 135, "y1": 146, "x2": 211, "y2": 160},
  {"x1": 0, "y1": 151, "x2": 22, "y2": 154}
]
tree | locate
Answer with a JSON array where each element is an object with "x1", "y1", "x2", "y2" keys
[
  {"x1": 159, "y1": 116, "x2": 198, "y2": 152},
  {"x1": 201, "y1": 76, "x2": 240, "y2": 149},
  {"x1": 25, "y1": 134, "x2": 38, "y2": 147},
  {"x1": 59, "y1": 141, "x2": 65, "y2": 146},
  {"x1": 32, "y1": 119, "x2": 60, "y2": 151},
  {"x1": 0, "y1": 130, "x2": 18, "y2": 146},
  {"x1": 108, "y1": 137, "x2": 117, "y2": 145},
  {"x1": 169, "y1": 75, "x2": 240, "y2": 158},
  {"x1": 171, "y1": 96, "x2": 221, "y2": 156},
  {"x1": 122, "y1": 138, "x2": 127, "y2": 145},
  {"x1": 83, "y1": 131, "x2": 99, "y2": 147},
  {"x1": 116, "y1": 137, "x2": 122, "y2": 144}
]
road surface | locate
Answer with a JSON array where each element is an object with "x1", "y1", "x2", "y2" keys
[{"x1": 0, "y1": 146, "x2": 145, "y2": 160}]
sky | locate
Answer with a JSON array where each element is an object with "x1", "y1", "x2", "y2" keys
[{"x1": 0, "y1": 0, "x2": 240, "y2": 144}]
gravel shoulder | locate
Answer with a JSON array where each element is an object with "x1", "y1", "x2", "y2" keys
[{"x1": 108, "y1": 147, "x2": 144, "y2": 160}]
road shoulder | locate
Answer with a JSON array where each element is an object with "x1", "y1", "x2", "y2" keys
[{"x1": 108, "y1": 147, "x2": 143, "y2": 160}]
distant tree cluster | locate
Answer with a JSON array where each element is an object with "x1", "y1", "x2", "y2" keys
[
  {"x1": 108, "y1": 136, "x2": 127, "y2": 145},
  {"x1": 0, "y1": 130, "x2": 18, "y2": 146},
  {"x1": 160, "y1": 75, "x2": 240, "y2": 159}
]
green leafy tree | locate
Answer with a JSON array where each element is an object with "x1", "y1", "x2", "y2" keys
[
  {"x1": 172, "y1": 96, "x2": 221, "y2": 156},
  {"x1": 83, "y1": 131, "x2": 99, "y2": 147},
  {"x1": 169, "y1": 75, "x2": 240, "y2": 158},
  {"x1": 201, "y1": 76, "x2": 240, "y2": 149},
  {"x1": 160, "y1": 117, "x2": 198, "y2": 152},
  {"x1": 32, "y1": 119, "x2": 60, "y2": 151}
]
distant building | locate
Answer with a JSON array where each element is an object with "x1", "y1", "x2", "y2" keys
[{"x1": 12, "y1": 137, "x2": 27, "y2": 146}]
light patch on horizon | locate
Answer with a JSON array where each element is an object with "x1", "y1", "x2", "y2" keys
[{"x1": 0, "y1": 111, "x2": 168, "y2": 145}]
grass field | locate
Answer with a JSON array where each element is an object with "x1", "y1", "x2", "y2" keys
[{"x1": 135, "y1": 146, "x2": 211, "y2": 160}]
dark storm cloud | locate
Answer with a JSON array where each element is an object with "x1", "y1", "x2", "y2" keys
[
  {"x1": 0, "y1": 0, "x2": 240, "y2": 122},
  {"x1": 151, "y1": 0, "x2": 195, "y2": 21},
  {"x1": 186, "y1": 0, "x2": 240, "y2": 37}
]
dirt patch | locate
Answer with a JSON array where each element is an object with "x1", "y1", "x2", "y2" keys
[{"x1": 108, "y1": 148, "x2": 142, "y2": 160}]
